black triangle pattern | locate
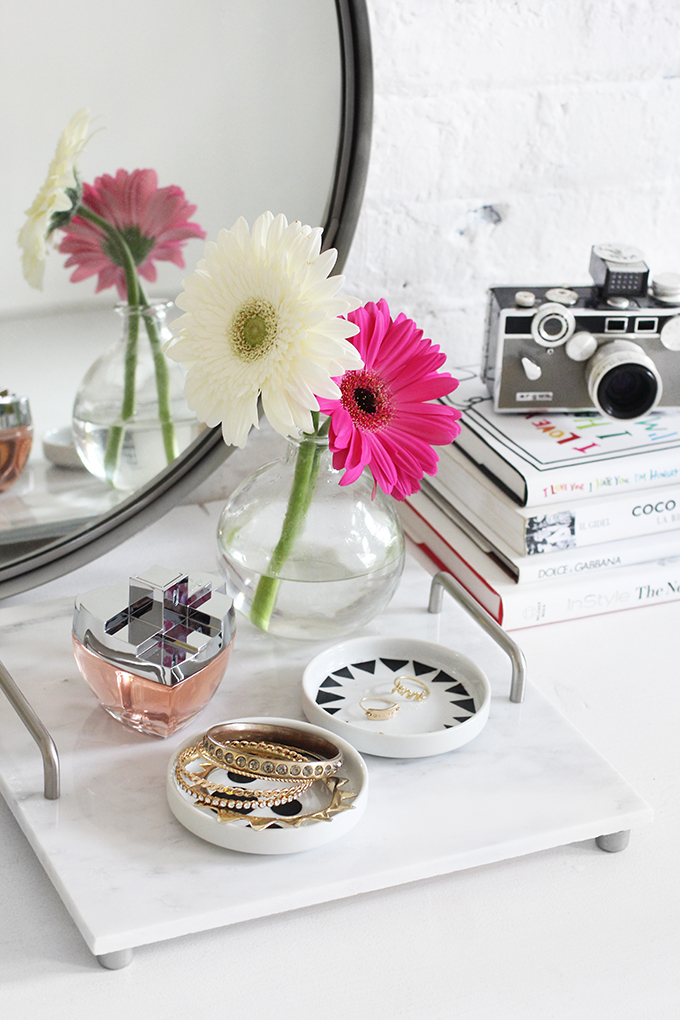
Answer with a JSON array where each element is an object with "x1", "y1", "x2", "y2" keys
[
  {"x1": 445, "y1": 682, "x2": 469, "y2": 696},
  {"x1": 323, "y1": 706, "x2": 342, "y2": 715},
  {"x1": 352, "y1": 660, "x2": 376, "y2": 673},
  {"x1": 452, "y1": 716, "x2": 472, "y2": 724},
  {"x1": 316, "y1": 690, "x2": 345, "y2": 705},
  {"x1": 380, "y1": 658, "x2": 409, "y2": 671},
  {"x1": 450, "y1": 698, "x2": 476, "y2": 713},
  {"x1": 320, "y1": 676, "x2": 343, "y2": 688},
  {"x1": 432, "y1": 670, "x2": 456, "y2": 684},
  {"x1": 331, "y1": 666, "x2": 354, "y2": 679},
  {"x1": 413, "y1": 660, "x2": 436, "y2": 675}
]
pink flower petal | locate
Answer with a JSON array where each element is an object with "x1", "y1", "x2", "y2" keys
[
  {"x1": 327, "y1": 298, "x2": 462, "y2": 497},
  {"x1": 58, "y1": 169, "x2": 205, "y2": 297}
]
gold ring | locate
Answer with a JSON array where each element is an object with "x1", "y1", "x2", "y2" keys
[
  {"x1": 391, "y1": 675, "x2": 430, "y2": 702},
  {"x1": 359, "y1": 697, "x2": 400, "y2": 720}
]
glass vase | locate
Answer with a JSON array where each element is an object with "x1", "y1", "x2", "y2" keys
[
  {"x1": 72, "y1": 301, "x2": 202, "y2": 491},
  {"x1": 217, "y1": 434, "x2": 406, "y2": 640}
]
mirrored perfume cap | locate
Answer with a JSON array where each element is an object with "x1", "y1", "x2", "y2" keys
[
  {"x1": 73, "y1": 566, "x2": 236, "y2": 686},
  {"x1": 0, "y1": 391, "x2": 32, "y2": 430}
]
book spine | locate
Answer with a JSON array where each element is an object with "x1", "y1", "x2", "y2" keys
[
  {"x1": 522, "y1": 447, "x2": 680, "y2": 505},
  {"x1": 499, "y1": 562, "x2": 680, "y2": 630}
]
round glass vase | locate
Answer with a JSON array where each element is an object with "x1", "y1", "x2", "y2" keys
[
  {"x1": 217, "y1": 434, "x2": 406, "y2": 640},
  {"x1": 72, "y1": 301, "x2": 202, "y2": 491}
]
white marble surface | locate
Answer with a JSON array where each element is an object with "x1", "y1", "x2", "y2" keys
[{"x1": 0, "y1": 537, "x2": 651, "y2": 960}]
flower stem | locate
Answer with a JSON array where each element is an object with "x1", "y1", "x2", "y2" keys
[
  {"x1": 77, "y1": 207, "x2": 177, "y2": 476},
  {"x1": 249, "y1": 433, "x2": 324, "y2": 631},
  {"x1": 138, "y1": 283, "x2": 177, "y2": 464}
]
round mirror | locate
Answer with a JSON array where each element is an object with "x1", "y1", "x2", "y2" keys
[{"x1": 0, "y1": 0, "x2": 371, "y2": 598}]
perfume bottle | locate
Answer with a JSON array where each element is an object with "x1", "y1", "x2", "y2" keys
[
  {"x1": 0, "y1": 391, "x2": 33, "y2": 493},
  {"x1": 72, "y1": 566, "x2": 236, "y2": 738}
]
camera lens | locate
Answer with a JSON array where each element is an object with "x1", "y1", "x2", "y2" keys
[
  {"x1": 597, "y1": 364, "x2": 658, "y2": 418},
  {"x1": 586, "y1": 340, "x2": 662, "y2": 419}
]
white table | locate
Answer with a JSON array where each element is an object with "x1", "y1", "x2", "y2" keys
[{"x1": 0, "y1": 439, "x2": 678, "y2": 1019}]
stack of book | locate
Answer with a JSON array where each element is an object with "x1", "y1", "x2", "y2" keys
[{"x1": 400, "y1": 367, "x2": 680, "y2": 629}]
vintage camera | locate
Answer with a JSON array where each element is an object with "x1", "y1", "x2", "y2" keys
[{"x1": 482, "y1": 244, "x2": 680, "y2": 419}]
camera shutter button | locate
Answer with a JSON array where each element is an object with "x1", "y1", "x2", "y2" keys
[
  {"x1": 545, "y1": 287, "x2": 579, "y2": 306},
  {"x1": 566, "y1": 332, "x2": 598, "y2": 362}
]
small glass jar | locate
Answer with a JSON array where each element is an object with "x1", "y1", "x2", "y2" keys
[
  {"x1": 72, "y1": 567, "x2": 236, "y2": 738},
  {"x1": 0, "y1": 391, "x2": 33, "y2": 493}
]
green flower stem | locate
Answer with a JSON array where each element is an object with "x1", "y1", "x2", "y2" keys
[
  {"x1": 249, "y1": 433, "x2": 324, "y2": 631},
  {"x1": 138, "y1": 283, "x2": 177, "y2": 464}
]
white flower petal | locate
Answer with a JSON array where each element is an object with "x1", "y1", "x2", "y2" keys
[
  {"x1": 18, "y1": 108, "x2": 90, "y2": 289},
  {"x1": 168, "y1": 212, "x2": 363, "y2": 444}
]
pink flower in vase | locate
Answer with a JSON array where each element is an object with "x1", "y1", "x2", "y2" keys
[
  {"x1": 58, "y1": 168, "x2": 206, "y2": 298},
  {"x1": 318, "y1": 299, "x2": 462, "y2": 500}
]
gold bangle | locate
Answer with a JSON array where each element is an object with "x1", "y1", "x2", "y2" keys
[
  {"x1": 203, "y1": 723, "x2": 343, "y2": 780},
  {"x1": 201, "y1": 738, "x2": 309, "y2": 781},
  {"x1": 359, "y1": 697, "x2": 399, "y2": 720},
  {"x1": 199, "y1": 776, "x2": 357, "y2": 830},
  {"x1": 391, "y1": 675, "x2": 430, "y2": 702}
]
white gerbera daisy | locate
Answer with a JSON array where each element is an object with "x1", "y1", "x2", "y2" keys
[
  {"x1": 18, "y1": 108, "x2": 90, "y2": 289},
  {"x1": 166, "y1": 211, "x2": 364, "y2": 447}
]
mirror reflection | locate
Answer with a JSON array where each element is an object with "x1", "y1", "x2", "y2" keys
[{"x1": 0, "y1": 0, "x2": 343, "y2": 570}]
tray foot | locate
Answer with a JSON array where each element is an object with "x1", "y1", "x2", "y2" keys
[
  {"x1": 97, "y1": 948, "x2": 133, "y2": 969},
  {"x1": 596, "y1": 829, "x2": 630, "y2": 853}
]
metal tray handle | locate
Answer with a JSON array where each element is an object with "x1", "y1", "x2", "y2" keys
[
  {"x1": 427, "y1": 571, "x2": 526, "y2": 703},
  {"x1": 0, "y1": 658, "x2": 60, "y2": 799}
]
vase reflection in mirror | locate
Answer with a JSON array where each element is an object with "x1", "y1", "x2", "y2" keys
[
  {"x1": 72, "y1": 567, "x2": 236, "y2": 738},
  {"x1": 72, "y1": 302, "x2": 202, "y2": 491},
  {"x1": 0, "y1": 392, "x2": 33, "y2": 493}
]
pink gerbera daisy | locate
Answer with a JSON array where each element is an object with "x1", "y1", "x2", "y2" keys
[
  {"x1": 318, "y1": 299, "x2": 462, "y2": 500},
  {"x1": 58, "y1": 168, "x2": 206, "y2": 298}
]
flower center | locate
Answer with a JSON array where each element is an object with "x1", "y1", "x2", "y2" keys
[
  {"x1": 230, "y1": 299, "x2": 278, "y2": 360},
  {"x1": 341, "y1": 370, "x2": 394, "y2": 432},
  {"x1": 103, "y1": 226, "x2": 156, "y2": 268}
]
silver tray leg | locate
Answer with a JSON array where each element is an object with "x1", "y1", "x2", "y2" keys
[
  {"x1": 97, "y1": 948, "x2": 134, "y2": 969},
  {"x1": 428, "y1": 571, "x2": 526, "y2": 703},
  {"x1": 596, "y1": 830, "x2": 630, "y2": 853}
]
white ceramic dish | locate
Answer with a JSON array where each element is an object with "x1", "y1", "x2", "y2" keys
[
  {"x1": 167, "y1": 716, "x2": 368, "y2": 855},
  {"x1": 302, "y1": 636, "x2": 491, "y2": 758},
  {"x1": 42, "y1": 426, "x2": 84, "y2": 469}
]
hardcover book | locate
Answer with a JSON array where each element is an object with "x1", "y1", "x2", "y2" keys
[{"x1": 440, "y1": 367, "x2": 680, "y2": 506}]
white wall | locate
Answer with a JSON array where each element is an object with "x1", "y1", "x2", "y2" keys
[{"x1": 344, "y1": 0, "x2": 680, "y2": 366}]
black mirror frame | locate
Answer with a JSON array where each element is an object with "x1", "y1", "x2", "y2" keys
[{"x1": 0, "y1": 0, "x2": 372, "y2": 600}]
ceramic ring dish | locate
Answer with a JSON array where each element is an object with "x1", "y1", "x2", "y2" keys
[
  {"x1": 302, "y1": 636, "x2": 492, "y2": 758},
  {"x1": 167, "y1": 717, "x2": 368, "y2": 854}
]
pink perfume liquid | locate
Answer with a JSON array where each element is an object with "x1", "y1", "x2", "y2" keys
[
  {"x1": 0, "y1": 425, "x2": 33, "y2": 492},
  {"x1": 72, "y1": 636, "x2": 234, "y2": 738}
]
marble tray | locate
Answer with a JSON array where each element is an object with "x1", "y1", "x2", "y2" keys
[{"x1": 0, "y1": 557, "x2": 652, "y2": 965}]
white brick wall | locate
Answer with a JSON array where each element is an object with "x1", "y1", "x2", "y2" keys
[{"x1": 344, "y1": 0, "x2": 680, "y2": 366}]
